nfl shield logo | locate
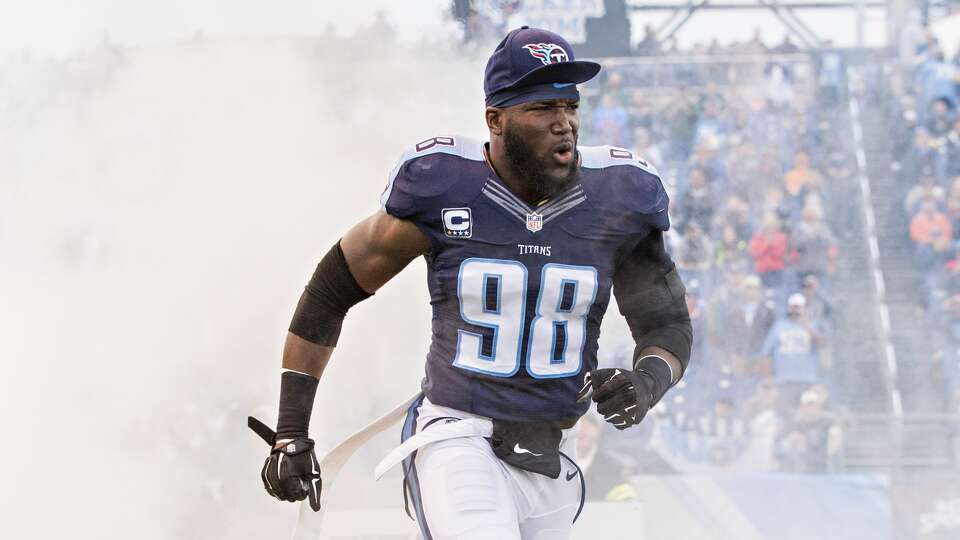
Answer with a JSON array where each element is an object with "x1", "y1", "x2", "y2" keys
[{"x1": 526, "y1": 213, "x2": 543, "y2": 233}]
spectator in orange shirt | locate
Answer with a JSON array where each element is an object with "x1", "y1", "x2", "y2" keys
[
  {"x1": 784, "y1": 151, "x2": 823, "y2": 197},
  {"x1": 910, "y1": 197, "x2": 953, "y2": 267},
  {"x1": 911, "y1": 198, "x2": 953, "y2": 244},
  {"x1": 783, "y1": 151, "x2": 823, "y2": 222}
]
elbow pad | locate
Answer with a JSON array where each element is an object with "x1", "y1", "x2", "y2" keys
[{"x1": 288, "y1": 241, "x2": 373, "y2": 346}]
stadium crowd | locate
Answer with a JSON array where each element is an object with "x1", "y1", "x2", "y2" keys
[
  {"x1": 888, "y1": 23, "x2": 960, "y2": 414},
  {"x1": 575, "y1": 45, "x2": 850, "y2": 496}
]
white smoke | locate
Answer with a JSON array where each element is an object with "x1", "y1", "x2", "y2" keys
[{"x1": 0, "y1": 28, "x2": 490, "y2": 539}]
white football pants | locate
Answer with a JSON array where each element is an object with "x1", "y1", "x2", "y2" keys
[{"x1": 399, "y1": 395, "x2": 584, "y2": 540}]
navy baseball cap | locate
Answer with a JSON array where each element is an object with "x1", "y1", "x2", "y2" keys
[{"x1": 484, "y1": 26, "x2": 601, "y2": 108}]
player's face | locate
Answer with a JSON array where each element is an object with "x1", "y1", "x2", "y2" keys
[{"x1": 502, "y1": 98, "x2": 580, "y2": 198}]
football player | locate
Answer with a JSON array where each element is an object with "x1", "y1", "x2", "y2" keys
[{"x1": 255, "y1": 27, "x2": 692, "y2": 539}]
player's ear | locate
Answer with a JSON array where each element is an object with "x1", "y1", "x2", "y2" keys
[{"x1": 485, "y1": 107, "x2": 504, "y2": 136}]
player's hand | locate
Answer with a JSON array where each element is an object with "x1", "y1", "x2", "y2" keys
[
  {"x1": 576, "y1": 368, "x2": 656, "y2": 430},
  {"x1": 248, "y1": 416, "x2": 322, "y2": 511}
]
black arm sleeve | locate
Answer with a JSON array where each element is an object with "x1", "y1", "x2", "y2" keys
[
  {"x1": 288, "y1": 241, "x2": 373, "y2": 346},
  {"x1": 612, "y1": 230, "x2": 693, "y2": 380}
]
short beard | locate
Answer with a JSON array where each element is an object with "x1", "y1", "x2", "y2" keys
[{"x1": 503, "y1": 126, "x2": 579, "y2": 201}]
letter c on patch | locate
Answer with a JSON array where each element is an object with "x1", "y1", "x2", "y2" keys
[{"x1": 442, "y1": 207, "x2": 473, "y2": 238}]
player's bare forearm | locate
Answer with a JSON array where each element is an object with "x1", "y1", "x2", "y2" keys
[{"x1": 282, "y1": 333, "x2": 334, "y2": 379}]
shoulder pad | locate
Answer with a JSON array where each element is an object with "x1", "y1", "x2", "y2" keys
[
  {"x1": 580, "y1": 145, "x2": 669, "y2": 212},
  {"x1": 578, "y1": 145, "x2": 670, "y2": 235},
  {"x1": 380, "y1": 135, "x2": 485, "y2": 219},
  {"x1": 579, "y1": 145, "x2": 661, "y2": 178}
]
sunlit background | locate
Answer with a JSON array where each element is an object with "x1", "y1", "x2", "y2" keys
[{"x1": 3, "y1": 1, "x2": 960, "y2": 539}]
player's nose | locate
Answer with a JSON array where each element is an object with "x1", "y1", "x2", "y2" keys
[{"x1": 551, "y1": 111, "x2": 575, "y2": 136}]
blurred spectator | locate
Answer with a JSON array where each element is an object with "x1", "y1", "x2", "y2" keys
[
  {"x1": 938, "y1": 250, "x2": 960, "y2": 296},
  {"x1": 714, "y1": 223, "x2": 750, "y2": 272},
  {"x1": 915, "y1": 44, "x2": 958, "y2": 112},
  {"x1": 632, "y1": 126, "x2": 662, "y2": 168},
  {"x1": 677, "y1": 168, "x2": 715, "y2": 229},
  {"x1": 739, "y1": 28, "x2": 767, "y2": 55},
  {"x1": 783, "y1": 151, "x2": 823, "y2": 218},
  {"x1": 824, "y1": 151, "x2": 858, "y2": 236},
  {"x1": 452, "y1": 2, "x2": 496, "y2": 44},
  {"x1": 904, "y1": 166, "x2": 946, "y2": 215},
  {"x1": 689, "y1": 141, "x2": 729, "y2": 189},
  {"x1": 627, "y1": 91, "x2": 658, "y2": 135},
  {"x1": 761, "y1": 185, "x2": 789, "y2": 225},
  {"x1": 740, "y1": 379, "x2": 781, "y2": 471},
  {"x1": 762, "y1": 294, "x2": 824, "y2": 411},
  {"x1": 936, "y1": 294, "x2": 960, "y2": 410},
  {"x1": 946, "y1": 119, "x2": 960, "y2": 177},
  {"x1": 926, "y1": 97, "x2": 956, "y2": 137},
  {"x1": 676, "y1": 221, "x2": 714, "y2": 284},
  {"x1": 727, "y1": 140, "x2": 765, "y2": 202},
  {"x1": 635, "y1": 23, "x2": 660, "y2": 56},
  {"x1": 801, "y1": 275, "x2": 833, "y2": 328},
  {"x1": 770, "y1": 36, "x2": 799, "y2": 54},
  {"x1": 664, "y1": 90, "x2": 699, "y2": 160},
  {"x1": 789, "y1": 203, "x2": 836, "y2": 286},
  {"x1": 910, "y1": 197, "x2": 953, "y2": 267},
  {"x1": 695, "y1": 99, "x2": 730, "y2": 146},
  {"x1": 696, "y1": 398, "x2": 749, "y2": 467},
  {"x1": 765, "y1": 60, "x2": 795, "y2": 109},
  {"x1": 776, "y1": 388, "x2": 839, "y2": 473},
  {"x1": 802, "y1": 274, "x2": 834, "y2": 371},
  {"x1": 945, "y1": 176, "x2": 960, "y2": 231},
  {"x1": 714, "y1": 274, "x2": 776, "y2": 377},
  {"x1": 816, "y1": 46, "x2": 844, "y2": 107},
  {"x1": 899, "y1": 9, "x2": 926, "y2": 68},
  {"x1": 592, "y1": 93, "x2": 630, "y2": 148},
  {"x1": 686, "y1": 280, "x2": 709, "y2": 365},
  {"x1": 745, "y1": 97, "x2": 778, "y2": 148},
  {"x1": 784, "y1": 110, "x2": 818, "y2": 163},
  {"x1": 900, "y1": 128, "x2": 939, "y2": 183},
  {"x1": 784, "y1": 151, "x2": 822, "y2": 196},
  {"x1": 749, "y1": 213, "x2": 788, "y2": 289},
  {"x1": 744, "y1": 378, "x2": 780, "y2": 422},
  {"x1": 715, "y1": 195, "x2": 755, "y2": 241}
]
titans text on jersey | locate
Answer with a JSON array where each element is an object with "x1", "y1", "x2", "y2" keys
[{"x1": 381, "y1": 135, "x2": 670, "y2": 422}]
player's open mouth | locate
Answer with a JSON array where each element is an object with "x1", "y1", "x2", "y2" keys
[{"x1": 552, "y1": 142, "x2": 574, "y2": 165}]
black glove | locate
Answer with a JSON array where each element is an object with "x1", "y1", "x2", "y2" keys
[
  {"x1": 576, "y1": 368, "x2": 657, "y2": 430},
  {"x1": 248, "y1": 416, "x2": 322, "y2": 511}
]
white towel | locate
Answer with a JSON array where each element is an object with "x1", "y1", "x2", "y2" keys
[{"x1": 373, "y1": 417, "x2": 493, "y2": 480}]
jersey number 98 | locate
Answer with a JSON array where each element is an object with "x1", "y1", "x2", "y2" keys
[{"x1": 454, "y1": 258, "x2": 598, "y2": 379}]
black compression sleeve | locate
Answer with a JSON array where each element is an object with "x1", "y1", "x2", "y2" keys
[
  {"x1": 635, "y1": 354, "x2": 674, "y2": 405},
  {"x1": 613, "y1": 230, "x2": 693, "y2": 380},
  {"x1": 276, "y1": 371, "x2": 319, "y2": 440},
  {"x1": 289, "y1": 242, "x2": 373, "y2": 346}
]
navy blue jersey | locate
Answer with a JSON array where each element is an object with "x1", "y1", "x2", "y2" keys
[{"x1": 380, "y1": 135, "x2": 670, "y2": 422}]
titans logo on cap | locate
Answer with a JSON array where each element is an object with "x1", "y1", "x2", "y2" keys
[{"x1": 523, "y1": 43, "x2": 570, "y2": 66}]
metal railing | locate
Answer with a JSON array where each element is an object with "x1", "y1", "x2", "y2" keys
[{"x1": 587, "y1": 53, "x2": 814, "y2": 92}]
